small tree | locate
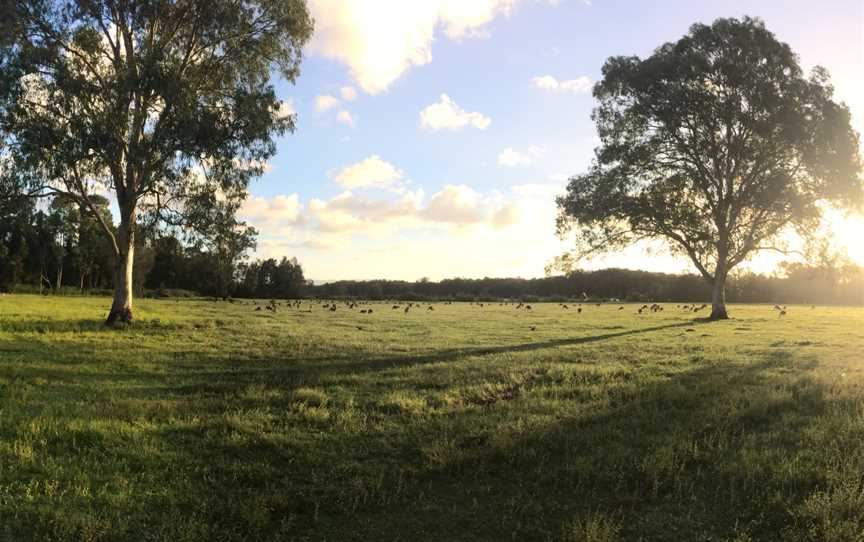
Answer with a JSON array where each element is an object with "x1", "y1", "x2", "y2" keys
[
  {"x1": 181, "y1": 187, "x2": 257, "y2": 298},
  {"x1": 555, "y1": 17, "x2": 862, "y2": 319},
  {"x1": 0, "y1": 0, "x2": 312, "y2": 323}
]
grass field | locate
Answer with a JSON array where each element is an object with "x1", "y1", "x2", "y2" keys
[{"x1": 0, "y1": 294, "x2": 862, "y2": 541}]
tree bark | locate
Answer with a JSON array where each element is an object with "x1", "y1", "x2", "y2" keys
[
  {"x1": 106, "y1": 217, "x2": 135, "y2": 325},
  {"x1": 709, "y1": 275, "x2": 729, "y2": 320}
]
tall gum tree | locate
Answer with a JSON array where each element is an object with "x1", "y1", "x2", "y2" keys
[
  {"x1": 0, "y1": 0, "x2": 313, "y2": 324},
  {"x1": 555, "y1": 17, "x2": 863, "y2": 319}
]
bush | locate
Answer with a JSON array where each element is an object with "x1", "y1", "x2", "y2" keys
[{"x1": 143, "y1": 288, "x2": 199, "y2": 299}]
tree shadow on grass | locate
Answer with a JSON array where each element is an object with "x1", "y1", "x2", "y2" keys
[
  {"x1": 5, "y1": 321, "x2": 846, "y2": 541},
  {"x1": 54, "y1": 345, "x2": 846, "y2": 542},
  {"x1": 342, "y1": 351, "x2": 857, "y2": 542},
  {"x1": 0, "y1": 319, "x2": 710, "y2": 408}
]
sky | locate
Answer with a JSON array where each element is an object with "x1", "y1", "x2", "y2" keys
[{"x1": 238, "y1": 0, "x2": 864, "y2": 282}]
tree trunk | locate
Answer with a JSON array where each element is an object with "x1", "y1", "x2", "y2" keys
[
  {"x1": 106, "y1": 219, "x2": 135, "y2": 325},
  {"x1": 709, "y1": 275, "x2": 729, "y2": 320}
]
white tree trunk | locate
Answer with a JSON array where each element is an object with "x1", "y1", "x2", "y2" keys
[
  {"x1": 710, "y1": 275, "x2": 729, "y2": 320},
  {"x1": 106, "y1": 219, "x2": 135, "y2": 324}
]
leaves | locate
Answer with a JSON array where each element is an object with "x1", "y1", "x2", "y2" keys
[
  {"x1": 557, "y1": 16, "x2": 863, "y2": 284},
  {"x1": 0, "y1": 0, "x2": 313, "y2": 239}
]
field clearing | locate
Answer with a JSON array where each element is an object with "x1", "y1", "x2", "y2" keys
[{"x1": 0, "y1": 295, "x2": 862, "y2": 541}]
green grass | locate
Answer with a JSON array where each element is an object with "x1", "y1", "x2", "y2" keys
[{"x1": 1, "y1": 294, "x2": 862, "y2": 541}]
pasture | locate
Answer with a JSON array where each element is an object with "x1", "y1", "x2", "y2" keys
[{"x1": 0, "y1": 295, "x2": 862, "y2": 541}]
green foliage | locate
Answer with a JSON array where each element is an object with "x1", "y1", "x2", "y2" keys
[
  {"x1": 0, "y1": 295, "x2": 862, "y2": 540},
  {"x1": 0, "y1": 0, "x2": 313, "y2": 318},
  {"x1": 556, "y1": 17, "x2": 863, "y2": 312}
]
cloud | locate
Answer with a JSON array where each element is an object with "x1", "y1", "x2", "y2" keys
[
  {"x1": 245, "y1": 179, "x2": 570, "y2": 281},
  {"x1": 420, "y1": 185, "x2": 519, "y2": 228},
  {"x1": 420, "y1": 94, "x2": 491, "y2": 131},
  {"x1": 531, "y1": 74, "x2": 593, "y2": 93},
  {"x1": 498, "y1": 146, "x2": 544, "y2": 167},
  {"x1": 492, "y1": 203, "x2": 521, "y2": 228},
  {"x1": 315, "y1": 94, "x2": 341, "y2": 112},
  {"x1": 333, "y1": 155, "x2": 404, "y2": 189},
  {"x1": 307, "y1": 0, "x2": 560, "y2": 94},
  {"x1": 422, "y1": 184, "x2": 488, "y2": 224},
  {"x1": 240, "y1": 194, "x2": 305, "y2": 225},
  {"x1": 336, "y1": 110, "x2": 355, "y2": 127},
  {"x1": 243, "y1": 181, "x2": 528, "y2": 255},
  {"x1": 275, "y1": 99, "x2": 296, "y2": 119},
  {"x1": 340, "y1": 86, "x2": 358, "y2": 101}
]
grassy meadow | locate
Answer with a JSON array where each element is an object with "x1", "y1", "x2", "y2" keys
[{"x1": 0, "y1": 294, "x2": 862, "y2": 541}]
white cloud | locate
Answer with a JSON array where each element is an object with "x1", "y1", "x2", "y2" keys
[
  {"x1": 340, "y1": 86, "x2": 358, "y2": 101},
  {"x1": 243, "y1": 182, "x2": 527, "y2": 254},
  {"x1": 422, "y1": 184, "x2": 487, "y2": 224},
  {"x1": 420, "y1": 94, "x2": 491, "y2": 131},
  {"x1": 492, "y1": 203, "x2": 521, "y2": 228},
  {"x1": 240, "y1": 194, "x2": 305, "y2": 225},
  {"x1": 275, "y1": 99, "x2": 296, "y2": 119},
  {"x1": 531, "y1": 74, "x2": 593, "y2": 93},
  {"x1": 498, "y1": 145, "x2": 544, "y2": 167},
  {"x1": 333, "y1": 155, "x2": 404, "y2": 189},
  {"x1": 246, "y1": 180, "x2": 569, "y2": 279},
  {"x1": 315, "y1": 94, "x2": 341, "y2": 112},
  {"x1": 307, "y1": 0, "x2": 561, "y2": 94},
  {"x1": 336, "y1": 110, "x2": 355, "y2": 127}
]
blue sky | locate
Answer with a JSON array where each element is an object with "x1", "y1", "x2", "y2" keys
[{"x1": 240, "y1": 0, "x2": 864, "y2": 281}]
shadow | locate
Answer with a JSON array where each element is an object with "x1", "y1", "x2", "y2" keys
[
  {"x1": 4, "y1": 319, "x2": 851, "y2": 541},
  {"x1": 334, "y1": 352, "x2": 846, "y2": 541},
  {"x1": 0, "y1": 317, "x2": 190, "y2": 334}
]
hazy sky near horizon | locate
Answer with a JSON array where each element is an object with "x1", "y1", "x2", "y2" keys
[{"x1": 240, "y1": 0, "x2": 864, "y2": 281}]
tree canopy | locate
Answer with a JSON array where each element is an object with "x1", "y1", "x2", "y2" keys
[
  {"x1": 555, "y1": 16, "x2": 862, "y2": 319},
  {"x1": 0, "y1": 0, "x2": 313, "y2": 323}
]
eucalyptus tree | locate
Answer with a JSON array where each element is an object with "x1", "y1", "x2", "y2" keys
[
  {"x1": 556, "y1": 17, "x2": 862, "y2": 319},
  {"x1": 0, "y1": 0, "x2": 312, "y2": 323}
]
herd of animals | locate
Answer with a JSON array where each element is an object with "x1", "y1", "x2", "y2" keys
[{"x1": 238, "y1": 298, "x2": 804, "y2": 322}]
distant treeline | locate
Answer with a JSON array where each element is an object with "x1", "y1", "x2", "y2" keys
[
  {"x1": 0, "y1": 198, "x2": 306, "y2": 299},
  {"x1": 2, "y1": 198, "x2": 860, "y2": 305},
  {"x1": 309, "y1": 266, "x2": 864, "y2": 306}
]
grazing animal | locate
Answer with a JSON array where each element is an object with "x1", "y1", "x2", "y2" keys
[
  {"x1": 427, "y1": 306, "x2": 434, "y2": 311},
  {"x1": 404, "y1": 306, "x2": 410, "y2": 314},
  {"x1": 638, "y1": 308, "x2": 643, "y2": 314},
  {"x1": 529, "y1": 326, "x2": 536, "y2": 331},
  {"x1": 618, "y1": 306, "x2": 624, "y2": 311},
  {"x1": 525, "y1": 305, "x2": 532, "y2": 310},
  {"x1": 254, "y1": 306, "x2": 262, "y2": 312},
  {"x1": 356, "y1": 326, "x2": 363, "y2": 330},
  {"x1": 360, "y1": 309, "x2": 367, "y2": 314},
  {"x1": 577, "y1": 307, "x2": 582, "y2": 314}
]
